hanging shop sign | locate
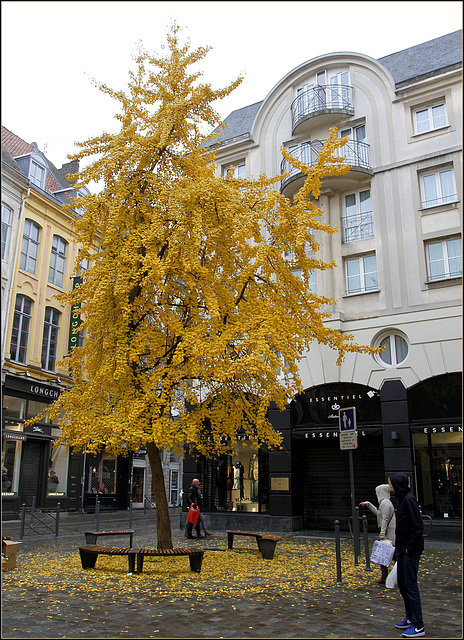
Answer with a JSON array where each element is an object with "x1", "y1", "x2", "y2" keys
[{"x1": 67, "y1": 276, "x2": 82, "y2": 354}]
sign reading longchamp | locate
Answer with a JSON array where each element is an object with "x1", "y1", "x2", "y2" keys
[{"x1": 67, "y1": 276, "x2": 82, "y2": 354}]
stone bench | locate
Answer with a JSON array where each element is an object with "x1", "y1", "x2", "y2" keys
[
  {"x1": 84, "y1": 530, "x2": 134, "y2": 546},
  {"x1": 226, "y1": 530, "x2": 282, "y2": 559}
]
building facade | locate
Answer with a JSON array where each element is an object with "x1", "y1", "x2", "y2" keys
[
  {"x1": 183, "y1": 31, "x2": 462, "y2": 533},
  {"x1": 2, "y1": 128, "x2": 183, "y2": 520}
]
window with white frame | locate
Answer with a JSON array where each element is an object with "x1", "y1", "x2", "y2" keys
[
  {"x1": 224, "y1": 162, "x2": 246, "y2": 179},
  {"x1": 413, "y1": 102, "x2": 448, "y2": 135},
  {"x1": 19, "y1": 219, "x2": 41, "y2": 275},
  {"x1": 29, "y1": 160, "x2": 46, "y2": 189},
  {"x1": 420, "y1": 168, "x2": 457, "y2": 208},
  {"x1": 291, "y1": 268, "x2": 316, "y2": 294},
  {"x1": 10, "y1": 295, "x2": 33, "y2": 363},
  {"x1": 48, "y1": 235, "x2": 68, "y2": 288},
  {"x1": 2, "y1": 202, "x2": 12, "y2": 260},
  {"x1": 343, "y1": 190, "x2": 373, "y2": 242},
  {"x1": 426, "y1": 238, "x2": 462, "y2": 281},
  {"x1": 345, "y1": 254, "x2": 378, "y2": 294},
  {"x1": 41, "y1": 307, "x2": 61, "y2": 371},
  {"x1": 374, "y1": 330, "x2": 409, "y2": 367}
]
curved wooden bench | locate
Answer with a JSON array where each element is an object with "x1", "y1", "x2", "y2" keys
[
  {"x1": 137, "y1": 547, "x2": 204, "y2": 573},
  {"x1": 226, "y1": 530, "x2": 282, "y2": 559},
  {"x1": 84, "y1": 530, "x2": 134, "y2": 547},
  {"x1": 79, "y1": 545, "x2": 137, "y2": 573}
]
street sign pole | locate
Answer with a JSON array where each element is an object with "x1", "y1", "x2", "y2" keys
[{"x1": 339, "y1": 407, "x2": 360, "y2": 564}]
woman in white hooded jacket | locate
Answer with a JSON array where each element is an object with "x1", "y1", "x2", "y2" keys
[{"x1": 360, "y1": 484, "x2": 396, "y2": 583}]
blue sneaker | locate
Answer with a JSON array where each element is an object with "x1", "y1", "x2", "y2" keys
[
  {"x1": 402, "y1": 625, "x2": 425, "y2": 638},
  {"x1": 396, "y1": 618, "x2": 412, "y2": 629}
]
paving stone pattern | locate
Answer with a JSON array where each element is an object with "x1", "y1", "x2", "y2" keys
[{"x1": 1, "y1": 509, "x2": 462, "y2": 639}]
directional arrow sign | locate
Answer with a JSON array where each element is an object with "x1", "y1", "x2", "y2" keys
[{"x1": 339, "y1": 407, "x2": 356, "y2": 432}]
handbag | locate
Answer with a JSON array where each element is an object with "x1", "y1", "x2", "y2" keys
[
  {"x1": 187, "y1": 504, "x2": 200, "y2": 525},
  {"x1": 370, "y1": 539, "x2": 395, "y2": 566},
  {"x1": 385, "y1": 561, "x2": 398, "y2": 589}
]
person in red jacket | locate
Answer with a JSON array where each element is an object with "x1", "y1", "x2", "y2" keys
[{"x1": 390, "y1": 473, "x2": 425, "y2": 638}]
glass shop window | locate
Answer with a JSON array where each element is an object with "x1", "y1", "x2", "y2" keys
[
  {"x1": 47, "y1": 443, "x2": 69, "y2": 496},
  {"x1": 89, "y1": 453, "x2": 117, "y2": 494},
  {"x1": 3, "y1": 396, "x2": 26, "y2": 421},
  {"x1": 413, "y1": 431, "x2": 462, "y2": 519},
  {"x1": 2, "y1": 439, "x2": 22, "y2": 495},
  {"x1": 200, "y1": 440, "x2": 269, "y2": 513}
]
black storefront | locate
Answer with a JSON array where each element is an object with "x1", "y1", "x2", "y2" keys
[
  {"x1": 182, "y1": 375, "x2": 462, "y2": 534},
  {"x1": 2, "y1": 374, "x2": 84, "y2": 520}
]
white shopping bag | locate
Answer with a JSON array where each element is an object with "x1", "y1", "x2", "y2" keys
[
  {"x1": 370, "y1": 539, "x2": 395, "y2": 566},
  {"x1": 385, "y1": 561, "x2": 398, "y2": 589}
]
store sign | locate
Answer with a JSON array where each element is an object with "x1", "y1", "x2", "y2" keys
[
  {"x1": 28, "y1": 383, "x2": 61, "y2": 400},
  {"x1": 3, "y1": 433, "x2": 26, "y2": 441},
  {"x1": 415, "y1": 425, "x2": 463, "y2": 434},
  {"x1": 293, "y1": 383, "x2": 381, "y2": 426},
  {"x1": 67, "y1": 276, "x2": 82, "y2": 354}
]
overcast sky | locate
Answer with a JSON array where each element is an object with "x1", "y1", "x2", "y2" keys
[{"x1": 2, "y1": 1, "x2": 462, "y2": 170}]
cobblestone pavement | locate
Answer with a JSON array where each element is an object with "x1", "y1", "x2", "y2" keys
[{"x1": 1, "y1": 509, "x2": 462, "y2": 639}]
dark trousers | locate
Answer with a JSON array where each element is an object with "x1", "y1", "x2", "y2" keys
[{"x1": 397, "y1": 551, "x2": 423, "y2": 628}]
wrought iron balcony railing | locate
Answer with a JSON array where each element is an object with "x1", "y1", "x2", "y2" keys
[
  {"x1": 280, "y1": 139, "x2": 370, "y2": 188},
  {"x1": 342, "y1": 212, "x2": 374, "y2": 243},
  {"x1": 291, "y1": 84, "x2": 354, "y2": 131}
]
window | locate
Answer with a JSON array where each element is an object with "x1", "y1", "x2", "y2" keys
[
  {"x1": 19, "y1": 219, "x2": 41, "y2": 275},
  {"x1": 339, "y1": 125, "x2": 369, "y2": 168},
  {"x1": 224, "y1": 162, "x2": 246, "y2": 179},
  {"x1": 426, "y1": 238, "x2": 462, "y2": 281},
  {"x1": 29, "y1": 160, "x2": 46, "y2": 189},
  {"x1": 48, "y1": 235, "x2": 67, "y2": 287},
  {"x1": 41, "y1": 307, "x2": 61, "y2": 371},
  {"x1": 343, "y1": 190, "x2": 373, "y2": 242},
  {"x1": 420, "y1": 169, "x2": 457, "y2": 208},
  {"x1": 2, "y1": 203, "x2": 12, "y2": 260},
  {"x1": 345, "y1": 254, "x2": 378, "y2": 294},
  {"x1": 374, "y1": 331, "x2": 409, "y2": 367},
  {"x1": 414, "y1": 102, "x2": 448, "y2": 134},
  {"x1": 10, "y1": 295, "x2": 33, "y2": 363}
]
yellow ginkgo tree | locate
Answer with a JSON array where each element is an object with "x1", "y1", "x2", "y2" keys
[{"x1": 34, "y1": 26, "x2": 377, "y2": 549}]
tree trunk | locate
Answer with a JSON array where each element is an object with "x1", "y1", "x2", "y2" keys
[{"x1": 146, "y1": 442, "x2": 173, "y2": 549}]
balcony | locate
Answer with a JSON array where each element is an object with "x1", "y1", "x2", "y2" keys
[
  {"x1": 280, "y1": 139, "x2": 372, "y2": 196},
  {"x1": 291, "y1": 85, "x2": 354, "y2": 134},
  {"x1": 342, "y1": 212, "x2": 374, "y2": 243}
]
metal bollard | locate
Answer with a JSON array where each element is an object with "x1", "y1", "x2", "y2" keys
[
  {"x1": 144, "y1": 497, "x2": 147, "y2": 516},
  {"x1": 95, "y1": 499, "x2": 100, "y2": 531},
  {"x1": 335, "y1": 520, "x2": 342, "y2": 583},
  {"x1": 30, "y1": 496, "x2": 36, "y2": 525},
  {"x1": 129, "y1": 500, "x2": 133, "y2": 529},
  {"x1": 19, "y1": 503, "x2": 26, "y2": 541},
  {"x1": 363, "y1": 515, "x2": 372, "y2": 571},
  {"x1": 55, "y1": 503, "x2": 60, "y2": 538}
]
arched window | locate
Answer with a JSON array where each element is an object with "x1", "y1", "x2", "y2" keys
[
  {"x1": 10, "y1": 295, "x2": 33, "y2": 363},
  {"x1": 48, "y1": 235, "x2": 68, "y2": 287},
  {"x1": 20, "y1": 219, "x2": 41, "y2": 275},
  {"x1": 41, "y1": 307, "x2": 61, "y2": 371}
]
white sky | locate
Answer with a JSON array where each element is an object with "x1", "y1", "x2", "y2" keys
[{"x1": 2, "y1": 1, "x2": 462, "y2": 169}]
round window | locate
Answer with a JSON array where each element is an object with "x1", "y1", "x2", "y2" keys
[{"x1": 374, "y1": 331, "x2": 409, "y2": 367}]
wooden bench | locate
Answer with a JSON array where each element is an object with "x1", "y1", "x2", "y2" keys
[
  {"x1": 84, "y1": 530, "x2": 134, "y2": 546},
  {"x1": 79, "y1": 545, "x2": 137, "y2": 573},
  {"x1": 136, "y1": 547, "x2": 204, "y2": 573},
  {"x1": 78, "y1": 545, "x2": 204, "y2": 574},
  {"x1": 226, "y1": 530, "x2": 282, "y2": 559}
]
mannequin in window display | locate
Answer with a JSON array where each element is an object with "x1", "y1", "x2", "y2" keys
[
  {"x1": 249, "y1": 453, "x2": 258, "y2": 501},
  {"x1": 233, "y1": 461, "x2": 244, "y2": 498}
]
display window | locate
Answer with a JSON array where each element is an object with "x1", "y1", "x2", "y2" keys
[
  {"x1": 413, "y1": 430, "x2": 462, "y2": 519},
  {"x1": 88, "y1": 452, "x2": 117, "y2": 494},
  {"x1": 199, "y1": 440, "x2": 269, "y2": 513},
  {"x1": 47, "y1": 442, "x2": 69, "y2": 496},
  {"x1": 2, "y1": 437, "x2": 23, "y2": 495}
]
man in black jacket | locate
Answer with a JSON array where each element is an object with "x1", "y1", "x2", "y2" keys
[{"x1": 390, "y1": 473, "x2": 425, "y2": 638}]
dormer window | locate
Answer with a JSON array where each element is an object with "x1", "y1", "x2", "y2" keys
[{"x1": 30, "y1": 159, "x2": 46, "y2": 189}]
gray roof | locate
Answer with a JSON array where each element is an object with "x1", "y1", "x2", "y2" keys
[
  {"x1": 208, "y1": 30, "x2": 462, "y2": 148},
  {"x1": 378, "y1": 29, "x2": 462, "y2": 86}
]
